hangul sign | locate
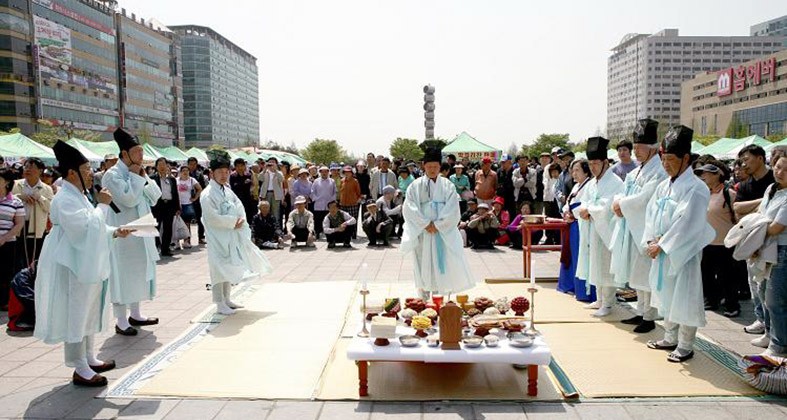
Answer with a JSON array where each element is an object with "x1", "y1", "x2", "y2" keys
[{"x1": 717, "y1": 56, "x2": 780, "y2": 97}]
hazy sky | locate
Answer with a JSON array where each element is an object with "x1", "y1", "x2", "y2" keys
[{"x1": 119, "y1": 0, "x2": 784, "y2": 154}]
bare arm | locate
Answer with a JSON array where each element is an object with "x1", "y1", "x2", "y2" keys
[
  {"x1": 734, "y1": 199, "x2": 762, "y2": 217},
  {"x1": 767, "y1": 222, "x2": 785, "y2": 237}
]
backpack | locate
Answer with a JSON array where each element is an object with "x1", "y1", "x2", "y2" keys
[{"x1": 721, "y1": 182, "x2": 736, "y2": 225}]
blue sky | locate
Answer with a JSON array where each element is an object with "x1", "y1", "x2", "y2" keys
[{"x1": 119, "y1": 0, "x2": 785, "y2": 154}]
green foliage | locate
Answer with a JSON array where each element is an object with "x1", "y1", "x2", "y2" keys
[
  {"x1": 520, "y1": 133, "x2": 570, "y2": 158},
  {"x1": 29, "y1": 119, "x2": 101, "y2": 147},
  {"x1": 0, "y1": 127, "x2": 22, "y2": 135},
  {"x1": 570, "y1": 141, "x2": 587, "y2": 153},
  {"x1": 419, "y1": 138, "x2": 448, "y2": 153},
  {"x1": 390, "y1": 138, "x2": 424, "y2": 161},
  {"x1": 726, "y1": 115, "x2": 749, "y2": 138},
  {"x1": 301, "y1": 138, "x2": 347, "y2": 165},
  {"x1": 260, "y1": 140, "x2": 300, "y2": 155},
  {"x1": 207, "y1": 144, "x2": 226, "y2": 151},
  {"x1": 694, "y1": 134, "x2": 721, "y2": 146},
  {"x1": 765, "y1": 133, "x2": 784, "y2": 142}
]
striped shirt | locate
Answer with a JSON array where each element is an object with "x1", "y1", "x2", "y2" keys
[{"x1": 0, "y1": 194, "x2": 25, "y2": 239}]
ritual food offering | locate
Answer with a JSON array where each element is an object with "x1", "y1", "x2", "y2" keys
[
  {"x1": 364, "y1": 301, "x2": 384, "y2": 320},
  {"x1": 411, "y1": 315, "x2": 432, "y2": 337},
  {"x1": 511, "y1": 296, "x2": 531, "y2": 316},
  {"x1": 405, "y1": 297, "x2": 426, "y2": 312},
  {"x1": 465, "y1": 308, "x2": 481, "y2": 317},
  {"x1": 483, "y1": 307, "x2": 501, "y2": 315},
  {"x1": 399, "y1": 335, "x2": 420, "y2": 347},
  {"x1": 462, "y1": 335, "x2": 484, "y2": 348},
  {"x1": 370, "y1": 316, "x2": 397, "y2": 346},
  {"x1": 420, "y1": 308, "x2": 438, "y2": 322},
  {"x1": 456, "y1": 294, "x2": 469, "y2": 305},
  {"x1": 426, "y1": 335, "x2": 440, "y2": 347},
  {"x1": 484, "y1": 334, "x2": 500, "y2": 347},
  {"x1": 474, "y1": 296, "x2": 494, "y2": 311},
  {"x1": 384, "y1": 298, "x2": 401, "y2": 314},
  {"x1": 502, "y1": 319, "x2": 527, "y2": 332},
  {"x1": 474, "y1": 326, "x2": 490, "y2": 337},
  {"x1": 508, "y1": 332, "x2": 534, "y2": 348},
  {"x1": 399, "y1": 308, "x2": 418, "y2": 325},
  {"x1": 431, "y1": 295, "x2": 444, "y2": 310},
  {"x1": 494, "y1": 297, "x2": 511, "y2": 314}
]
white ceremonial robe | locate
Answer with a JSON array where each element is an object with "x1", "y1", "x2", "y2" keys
[
  {"x1": 103, "y1": 160, "x2": 162, "y2": 304},
  {"x1": 34, "y1": 182, "x2": 114, "y2": 344},
  {"x1": 573, "y1": 186, "x2": 592, "y2": 283},
  {"x1": 610, "y1": 156, "x2": 668, "y2": 290},
  {"x1": 201, "y1": 180, "x2": 273, "y2": 286},
  {"x1": 401, "y1": 176, "x2": 475, "y2": 294},
  {"x1": 643, "y1": 169, "x2": 715, "y2": 328},
  {"x1": 577, "y1": 169, "x2": 624, "y2": 289}
]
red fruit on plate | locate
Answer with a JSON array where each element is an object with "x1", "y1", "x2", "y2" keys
[{"x1": 511, "y1": 296, "x2": 530, "y2": 316}]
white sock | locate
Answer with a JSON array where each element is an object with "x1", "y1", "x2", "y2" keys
[
  {"x1": 216, "y1": 302, "x2": 236, "y2": 315},
  {"x1": 116, "y1": 316, "x2": 131, "y2": 330},
  {"x1": 223, "y1": 283, "x2": 243, "y2": 309},
  {"x1": 129, "y1": 302, "x2": 146, "y2": 321},
  {"x1": 592, "y1": 307, "x2": 611, "y2": 317},
  {"x1": 85, "y1": 336, "x2": 102, "y2": 366},
  {"x1": 73, "y1": 359, "x2": 97, "y2": 379},
  {"x1": 584, "y1": 301, "x2": 602, "y2": 310}
]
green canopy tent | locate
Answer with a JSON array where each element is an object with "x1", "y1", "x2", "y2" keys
[
  {"x1": 71, "y1": 140, "x2": 119, "y2": 159},
  {"x1": 691, "y1": 141, "x2": 705, "y2": 153},
  {"x1": 441, "y1": 132, "x2": 500, "y2": 161},
  {"x1": 185, "y1": 147, "x2": 209, "y2": 165},
  {"x1": 0, "y1": 133, "x2": 56, "y2": 165},
  {"x1": 155, "y1": 145, "x2": 190, "y2": 163},
  {"x1": 573, "y1": 149, "x2": 618, "y2": 161},
  {"x1": 712, "y1": 135, "x2": 772, "y2": 160},
  {"x1": 65, "y1": 138, "x2": 104, "y2": 166},
  {"x1": 764, "y1": 138, "x2": 787, "y2": 152},
  {"x1": 695, "y1": 137, "x2": 737, "y2": 157}
]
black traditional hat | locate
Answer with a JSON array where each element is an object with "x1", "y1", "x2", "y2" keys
[
  {"x1": 586, "y1": 137, "x2": 610, "y2": 161},
  {"x1": 53, "y1": 140, "x2": 88, "y2": 173},
  {"x1": 662, "y1": 125, "x2": 693, "y2": 157},
  {"x1": 113, "y1": 127, "x2": 140, "y2": 152},
  {"x1": 422, "y1": 147, "x2": 442, "y2": 164},
  {"x1": 207, "y1": 149, "x2": 232, "y2": 170},
  {"x1": 633, "y1": 118, "x2": 658, "y2": 144}
]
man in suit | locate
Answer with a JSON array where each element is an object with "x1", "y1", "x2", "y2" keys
[
  {"x1": 259, "y1": 157, "x2": 285, "y2": 224},
  {"x1": 369, "y1": 157, "x2": 398, "y2": 199},
  {"x1": 150, "y1": 158, "x2": 180, "y2": 257},
  {"x1": 362, "y1": 199, "x2": 393, "y2": 247}
]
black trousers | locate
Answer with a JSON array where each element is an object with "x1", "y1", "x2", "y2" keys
[
  {"x1": 467, "y1": 228, "x2": 497, "y2": 248},
  {"x1": 364, "y1": 223, "x2": 393, "y2": 245},
  {"x1": 313, "y1": 210, "x2": 328, "y2": 237},
  {"x1": 16, "y1": 237, "x2": 43, "y2": 272},
  {"x1": 326, "y1": 229, "x2": 352, "y2": 245},
  {"x1": 291, "y1": 226, "x2": 311, "y2": 242},
  {"x1": 155, "y1": 203, "x2": 178, "y2": 251},
  {"x1": 701, "y1": 244, "x2": 739, "y2": 311},
  {"x1": 193, "y1": 200, "x2": 205, "y2": 240},
  {"x1": 0, "y1": 242, "x2": 17, "y2": 307}
]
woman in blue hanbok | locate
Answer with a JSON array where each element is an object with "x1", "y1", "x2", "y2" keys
[{"x1": 556, "y1": 159, "x2": 596, "y2": 302}]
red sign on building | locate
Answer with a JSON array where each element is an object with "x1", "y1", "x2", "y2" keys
[{"x1": 717, "y1": 57, "x2": 778, "y2": 97}]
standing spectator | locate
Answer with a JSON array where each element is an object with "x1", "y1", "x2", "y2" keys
[
  {"x1": 733, "y1": 158, "x2": 749, "y2": 188},
  {"x1": 611, "y1": 140, "x2": 638, "y2": 180},
  {"x1": 230, "y1": 158, "x2": 256, "y2": 224},
  {"x1": 252, "y1": 201, "x2": 284, "y2": 249},
  {"x1": 12, "y1": 157, "x2": 53, "y2": 268},
  {"x1": 260, "y1": 157, "x2": 285, "y2": 225},
  {"x1": 250, "y1": 163, "x2": 261, "y2": 202},
  {"x1": 449, "y1": 164, "x2": 472, "y2": 213},
  {"x1": 535, "y1": 152, "x2": 551, "y2": 215},
  {"x1": 555, "y1": 150, "x2": 575, "y2": 209},
  {"x1": 541, "y1": 164, "x2": 562, "y2": 244},
  {"x1": 466, "y1": 203, "x2": 499, "y2": 249},
  {"x1": 356, "y1": 161, "x2": 371, "y2": 200},
  {"x1": 771, "y1": 145, "x2": 786, "y2": 165},
  {"x1": 310, "y1": 166, "x2": 336, "y2": 239},
  {"x1": 733, "y1": 145, "x2": 775, "y2": 337},
  {"x1": 93, "y1": 154, "x2": 117, "y2": 191},
  {"x1": 458, "y1": 199, "x2": 478, "y2": 247},
  {"x1": 0, "y1": 167, "x2": 24, "y2": 311},
  {"x1": 370, "y1": 157, "x2": 397, "y2": 199},
  {"x1": 150, "y1": 158, "x2": 179, "y2": 257},
  {"x1": 339, "y1": 166, "x2": 361, "y2": 238},
  {"x1": 291, "y1": 170, "x2": 312, "y2": 209},
  {"x1": 323, "y1": 201, "x2": 356, "y2": 248},
  {"x1": 187, "y1": 157, "x2": 207, "y2": 244},
  {"x1": 286, "y1": 195, "x2": 315, "y2": 247},
  {"x1": 176, "y1": 166, "x2": 202, "y2": 249},
  {"x1": 513, "y1": 155, "x2": 537, "y2": 210},
  {"x1": 758, "y1": 155, "x2": 786, "y2": 357},
  {"x1": 439, "y1": 162, "x2": 452, "y2": 178},
  {"x1": 474, "y1": 157, "x2": 497, "y2": 206},
  {"x1": 363, "y1": 199, "x2": 393, "y2": 247},
  {"x1": 497, "y1": 155, "x2": 516, "y2": 218},
  {"x1": 397, "y1": 166, "x2": 415, "y2": 195},
  {"x1": 694, "y1": 162, "x2": 739, "y2": 317},
  {"x1": 283, "y1": 164, "x2": 299, "y2": 232}
]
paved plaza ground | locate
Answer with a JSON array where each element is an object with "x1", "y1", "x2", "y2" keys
[{"x1": 0, "y1": 234, "x2": 786, "y2": 419}]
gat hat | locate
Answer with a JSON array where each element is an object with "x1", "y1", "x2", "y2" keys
[
  {"x1": 318, "y1": 165, "x2": 329, "y2": 171},
  {"x1": 662, "y1": 125, "x2": 693, "y2": 157},
  {"x1": 294, "y1": 195, "x2": 307, "y2": 204},
  {"x1": 481, "y1": 156, "x2": 492, "y2": 164},
  {"x1": 423, "y1": 147, "x2": 442, "y2": 164},
  {"x1": 382, "y1": 185, "x2": 396, "y2": 195},
  {"x1": 453, "y1": 164, "x2": 464, "y2": 169},
  {"x1": 493, "y1": 196, "x2": 505, "y2": 206},
  {"x1": 113, "y1": 127, "x2": 140, "y2": 152},
  {"x1": 343, "y1": 165, "x2": 353, "y2": 172},
  {"x1": 477, "y1": 203, "x2": 490, "y2": 210},
  {"x1": 693, "y1": 163, "x2": 722, "y2": 176},
  {"x1": 365, "y1": 199, "x2": 378, "y2": 207},
  {"x1": 633, "y1": 118, "x2": 659, "y2": 144},
  {"x1": 207, "y1": 149, "x2": 232, "y2": 170},
  {"x1": 104, "y1": 153, "x2": 118, "y2": 161},
  {"x1": 53, "y1": 140, "x2": 89, "y2": 173},
  {"x1": 586, "y1": 137, "x2": 610, "y2": 161}
]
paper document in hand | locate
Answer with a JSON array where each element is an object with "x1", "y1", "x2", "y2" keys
[{"x1": 121, "y1": 213, "x2": 159, "y2": 237}]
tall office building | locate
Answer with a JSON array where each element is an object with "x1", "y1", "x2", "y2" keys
[
  {"x1": 607, "y1": 29, "x2": 786, "y2": 141},
  {"x1": 30, "y1": 0, "x2": 120, "y2": 141},
  {"x1": 751, "y1": 15, "x2": 787, "y2": 38},
  {"x1": 170, "y1": 25, "x2": 259, "y2": 149},
  {"x1": 116, "y1": 9, "x2": 183, "y2": 147},
  {"x1": 0, "y1": 0, "x2": 36, "y2": 133}
]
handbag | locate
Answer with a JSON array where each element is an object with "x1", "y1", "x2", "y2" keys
[
  {"x1": 738, "y1": 355, "x2": 787, "y2": 395},
  {"x1": 172, "y1": 215, "x2": 190, "y2": 243}
]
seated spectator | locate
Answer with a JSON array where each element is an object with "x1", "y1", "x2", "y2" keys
[
  {"x1": 286, "y1": 195, "x2": 315, "y2": 247},
  {"x1": 507, "y1": 202, "x2": 539, "y2": 250},
  {"x1": 458, "y1": 199, "x2": 478, "y2": 247},
  {"x1": 252, "y1": 201, "x2": 285, "y2": 249},
  {"x1": 492, "y1": 196, "x2": 510, "y2": 245},
  {"x1": 362, "y1": 199, "x2": 393, "y2": 247},
  {"x1": 467, "y1": 203, "x2": 499, "y2": 249},
  {"x1": 377, "y1": 185, "x2": 403, "y2": 237},
  {"x1": 323, "y1": 200, "x2": 357, "y2": 248}
]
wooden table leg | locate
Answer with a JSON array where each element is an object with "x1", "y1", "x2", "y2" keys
[
  {"x1": 357, "y1": 360, "x2": 368, "y2": 397},
  {"x1": 527, "y1": 364, "x2": 538, "y2": 396}
]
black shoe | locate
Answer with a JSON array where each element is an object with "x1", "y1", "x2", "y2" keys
[
  {"x1": 72, "y1": 372, "x2": 107, "y2": 387},
  {"x1": 633, "y1": 320, "x2": 656, "y2": 333},
  {"x1": 327, "y1": 242, "x2": 336, "y2": 249},
  {"x1": 667, "y1": 350, "x2": 694, "y2": 363},
  {"x1": 115, "y1": 325, "x2": 138, "y2": 336},
  {"x1": 343, "y1": 242, "x2": 351, "y2": 248},
  {"x1": 367, "y1": 242, "x2": 377, "y2": 248},
  {"x1": 621, "y1": 315, "x2": 643, "y2": 325},
  {"x1": 704, "y1": 299, "x2": 719, "y2": 310},
  {"x1": 89, "y1": 360, "x2": 116, "y2": 373},
  {"x1": 382, "y1": 241, "x2": 390, "y2": 247},
  {"x1": 161, "y1": 252, "x2": 174, "y2": 257},
  {"x1": 129, "y1": 317, "x2": 159, "y2": 326}
]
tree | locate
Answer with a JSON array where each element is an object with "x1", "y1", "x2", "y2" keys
[
  {"x1": 726, "y1": 116, "x2": 748, "y2": 138},
  {"x1": 765, "y1": 133, "x2": 783, "y2": 142},
  {"x1": 419, "y1": 137, "x2": 448, "y2": 153},
  {"x1": 389, "y1": 138, "x2": 424, "y2": 161},
  {"x1": 506, "y1": 142, "x2": 519, "y2": 158},
  {"x1": 301, "y1": 138, "x2": 346, "y2": 164},
  {"x1": 519, "y1": 133, "x2": 570, "y2": 158},
  {"x1": 30, "y1": 119, "x2": 101, "y2": 147},
  {"x1": 694, "y1": 134, "x2": 721, "y2": 146},
  {"x1": 259, "y1": 139, "x2": 299, "y2": 155}
]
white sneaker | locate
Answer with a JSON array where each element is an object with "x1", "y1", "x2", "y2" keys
[
  {"x1": 751, "y1": 333, "x2": 770, "y2": 348},
  {"x1": 761, "y1": 348, "x2": 787, "y2": 358},
  {"x1": 216, "y1": 302, "x2": 236, "y2": 315},
  {"x1": 744, "y1": 320, "x2": 765, "y2": 335},
  {"x1": 584, "y1": 301, "x2": 602, "y2": 310},
  {"x1": 592, "y1": 307, "x2": 612, "y2": 317}
]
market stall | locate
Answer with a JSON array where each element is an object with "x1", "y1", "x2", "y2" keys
[{"x1": 441, "y1": 132, "x2": 501, "y2": 161}]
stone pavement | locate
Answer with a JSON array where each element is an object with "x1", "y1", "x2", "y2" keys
[{"x1": 0, "y1": 234, "x2": 785, "y2": 419}]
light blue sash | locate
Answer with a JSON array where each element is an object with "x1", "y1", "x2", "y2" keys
[{"x1": 431, "y1": 200, "x2": 447, "y2": 274}]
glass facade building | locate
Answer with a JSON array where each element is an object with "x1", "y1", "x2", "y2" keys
[
  {"x1": 171, "y1": 25, "x2": 259, "y2": 149},
  {"x1": 0, "y1": 0, "x2": 36, "y2": 133}
]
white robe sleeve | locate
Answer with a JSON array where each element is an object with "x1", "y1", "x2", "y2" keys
[
  {"x1": 103, "y1": 171, "x2": 148, "y2": 208},
  {"x1": 201, "y1": 192, "x2": 239, "y2": 230},
  {"x1": 657, "y1": 188, "x2": 713, "y2": 273},
  {"x1": 402, "y1": 182, "x2": 430, "y2": 231},
  {"x1": 433, "y1": 184, "x2": 461, "y2": 232},
  {"x1": 141, "y1": 174, "x2": 162, "y2": 206}
]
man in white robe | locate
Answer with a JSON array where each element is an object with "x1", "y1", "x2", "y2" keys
[
  {"x1": 35, "y1": 141, "x2": 133, "y2": 387},
  {"x1": 201, "y1": 150, "x2": 273, "y2": 315},
  {"x1": 401, "y1": 148, "x2": 475, "y2": 299},
  {"x1": 644, "y1": 125, "x2": 715, "y2": 363},
  {"x1": 610, "y1": 119, "x2": 668, "y2": 333},
  {"x1": 577, "y1": 137, "x2": 624, "y2": 317},
  {"x1": 102, "y1": 128, "x2": 162, "y2": 335}
]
